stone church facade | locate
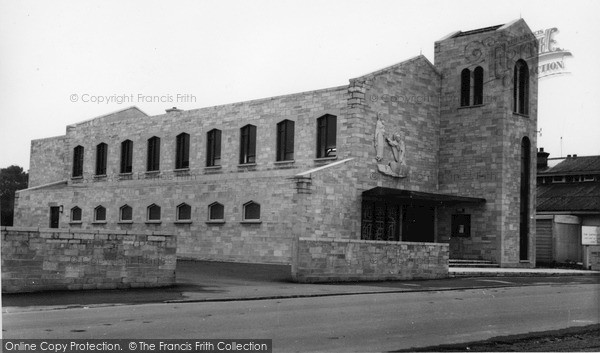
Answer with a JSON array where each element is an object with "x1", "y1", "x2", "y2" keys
[{"x1": 14, "y1": 19, "x2": 538, "y2": 267}]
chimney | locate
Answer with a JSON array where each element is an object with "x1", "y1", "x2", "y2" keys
[
  {"x1": 165, "y1": 107, "x2": 182, "y2": 113},
  {"x1": 537, "y1": 147, "x2": 550, "y2": 170}
]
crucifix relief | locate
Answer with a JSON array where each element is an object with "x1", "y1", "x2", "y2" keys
[{"x1": 374, "y1": 114, "x2": 408, "y2": 178}]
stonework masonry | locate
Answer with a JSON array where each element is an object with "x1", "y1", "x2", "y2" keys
[
  {"x1": 1, "y1": 226, "x2": 176, "y2": 293},
  {"x1": 14, "y1": 19, "x2": 539, "y2": 272}
]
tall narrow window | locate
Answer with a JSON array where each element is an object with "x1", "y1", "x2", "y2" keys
[
  {"x1": 95, "y1": 143, "x2": 108, "y2": 175},
  {"x1": 473, "y1": 66, "x2": 484, "y2": 105},
  {"x1": 240, "y1": 125, "x2": 257, "y2": 164},
  {"x1": 120, "y1": 140, "x2": 133, "y2": 173},
  {"x1": 513, "y1": 60, "x2": 529, "y2": 115},
  {"x1": 460, "y1": 68, "x2": 470, "y2": 107},
  {"x1": 520, "y1": 137, "x2": 531, "y2": 260},
  {"x1": 276, "y1": 120, "x2": 295, "y2": 161},
  {"x1": 316, "y1": 114, "x2": 337, "y2": 158},
  {"x1": 208, "y1": 202, "x2": 224, "y2": 221},
  {"x1": 147, "y1": 136, "x2": 160, "y2": 171},
  {"x1": 206, "y1": 129, "x2": 222, "y2": 167},
  {"x1": 72, "y1": 145, "x2": 84, "y2": 177},
  {"x1": 175, "y1": 133, "x2": 190, "y2": 169}
]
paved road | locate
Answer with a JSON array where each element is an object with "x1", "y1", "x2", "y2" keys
[{"x1": 4, "y1": 283, "x2": 598, "y2": 352}]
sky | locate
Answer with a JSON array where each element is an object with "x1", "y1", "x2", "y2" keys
[{"x1": 1, "y1": 0, "x2": 599, "y2": 170}]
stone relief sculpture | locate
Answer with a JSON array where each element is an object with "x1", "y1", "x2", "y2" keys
[{"x1": 374, "y1": 114, "x2": 408, "y2": 178}]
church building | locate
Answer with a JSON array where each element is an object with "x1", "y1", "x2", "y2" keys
[{"x1": 14, "y1": 19, "x2": 538, "y2": 268}]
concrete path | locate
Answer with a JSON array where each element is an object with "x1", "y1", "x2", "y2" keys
[{"x1": 2, "y1": 260, "x2": 598, "y2": 312}]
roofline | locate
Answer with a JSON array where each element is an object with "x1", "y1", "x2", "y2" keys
[
  {"x1": 66, "y1": 106, "x2": 148, "y2": 128},
  {"x1": 351, "y1": 54, "x2": 441, "y2": 81}
]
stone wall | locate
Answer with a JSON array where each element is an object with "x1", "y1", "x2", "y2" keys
[
  {"x1": 29, "y1": 136, "x2": 67, "y2": 188},
  {"x1": 292, "y1": 237, "x2": 449, "y2": 283},
  {"x1": 1, "y1": 226, "x2": 176, "y2": 293}
]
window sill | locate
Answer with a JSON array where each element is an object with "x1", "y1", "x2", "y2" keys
[
  {"x1": 118, "y1": 220, "x2": 133, "y2": 224},
  {"x1": 69, "y1": 221, "x2": 82, "y2": 225},
  {"x1": 206, "y1": 220, "x2": 225, "y2": 225},
  {"x1": 238, "y1": 163, "x2": 257, "y2": 167},
  {"x1": 205, "y1": 165, "x2": 222, "y2": 170},
  {"x1": 94, "y1": 174, "x2": 107, "y2": 178},
  {"x1": 240, "y1": 220, "x2": 262, "y2": 224},
  {"x1": 71, "y1": 176, "x2": 83, "y2": 180},
  {"x1": 314, "y1": 157, "x2": 338, "y2": 162},
  {"x1": 145, "y1": 170, "x2": 160, "y2": 174},
  {"x1": 174, "y1": 168, "x2": 190, "y2": 172},
  {"x1": 513, "y1": 112, "x2": 530, "y2": 118},
  {"x1": 92, "y1": 221, "x2": 107, "y2": 224},
  {"x1": 145, "y1": 220, "x2": 162, "y2": 224},
  {"x1": 274, "y1": 160, "x2": 295, "y2": 165},
  {"x1": 174, "y1": 220, "x2": 192, "y2": 224},
  {"x1": 458, "y1": 104, "x2": 485, "y2": 110}
]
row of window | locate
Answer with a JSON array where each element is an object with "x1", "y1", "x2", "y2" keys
[
  {"x1": 459, "y1": 60, "x2": 529, "y2": 115},
  {"x1": 69, "y1": 201, "x2": 261, "y2": 223},
  {"x1": 72, "y1": 115, "x2": 337, "y2": 177}
]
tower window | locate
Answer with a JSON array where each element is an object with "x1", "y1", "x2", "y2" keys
[
  {"x1": 94, "y1": 205, "x2": 106, "y2": 222},
  {"x1": 514, "y1": 60, "x2": 529, "y2": 115},
  {"x1": 473, "y1": 66, "x2": 484, "y2": 105},
  {"x1": 95, "y1": 143, "x2": 108, "y2": 175},
  {"x1": 316, "y1": 114, "x2": 337, "y2": 158},
  {"x1": 147, "y1": 136, "x2": 161, "y2": 171},
  {"x1": 206, "y1": 129, "x2": 222, "y2": 167},
  {"x1": 240, "y1": 125, "x2": 257, "y2": 164},
  {"x1": 120, "y1": 140, "x2": 133, "y2": 173},
  {"x1": 276, "y1": 120, "x2": 295, "y2": 161},
  {"x1": 72, "y1": 145, "x2": 84, "y2": 177},
  {"x1": 460, "y1": 68, "x2": 470, "y2": 107},
  {"x1": 175, "y1": 133, "x2": 190, "y2": 169}
]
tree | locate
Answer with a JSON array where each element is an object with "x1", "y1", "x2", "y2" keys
[{"x1": 0, "y1": 165, "x2": 29, "y2": 226}]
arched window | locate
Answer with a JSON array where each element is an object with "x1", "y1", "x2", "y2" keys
[
  {"x1": 240, "y1": 125, "x2": 257, "y2": 164},
  {"x1": 95, "y1": 143, "x2": 108, "y2": 175},
  {"x1": 460, "y1": 68, "x2": 470, "y2": 107},
  {"x1": 71, "y1": 207, "x2": 82, "y2": 222},
  {"x1": 208, "y1": 202, "x2": 224, "y2": 221},
  {"x1": 177, "y1": 203, "x2": 192, "y2": 221},
  {"x1": 473, "y1": 66, "x2": 484, "y2": 105},
  {"x1": 513, "y1": 60, "x2": 529, "y2": 115},
  {"x1": 243, "y1": 201, "x2": 261, "y2": 221},
  {"x1": 175, "y1": 133, "x2": 190, "y2": 169},
  {"x1": 120, "y1": 204, "x2": 133, "y2": 222},
  {"x1": 94, "y1": 205, "x2": 106, "y2": 222},
  {"x1": 520, "y1": 137, "x2": 531, "y2": 260},
  {"x1": 316, "y1": 114, "x2": 337, "y2": 158},
  {"x1": 147, "y1": 204, "x2": 161, "y2": 221},
  {"x1": 120, "y1": 140, "x2": 133, "y2": 174},
  {"x1": 72, "y1": 145, "x2": 84, "y2": 177},
  {"x1": 147, "y1": 136, "x2": 161, "y2": 171},
  {"x1": 206, "y1": 129, "x2": 222, "y2": 167},
  {"x1": 276, "y1": 120, "x2": 295, "y2": 161}
]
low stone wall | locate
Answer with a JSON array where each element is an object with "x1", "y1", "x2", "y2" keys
[
  {"x1": 1, "y1": 227, "x2": 176, "y2": 293},
  {"x1": 291, "y1": 237, "x2": 449, "y2": 283}
]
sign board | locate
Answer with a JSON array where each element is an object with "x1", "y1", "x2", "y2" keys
[{"x1": 582, "y1": 226, "x2": 600, "y2": 245}]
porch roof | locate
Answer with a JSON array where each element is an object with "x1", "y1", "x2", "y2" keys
[{"x1": 362, "y1": 187, "x2": 486, "y2": 206}]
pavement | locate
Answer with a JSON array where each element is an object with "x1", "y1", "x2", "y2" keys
[{"x1": 2, "y1": 260, "x2": 599, "y2": 312}]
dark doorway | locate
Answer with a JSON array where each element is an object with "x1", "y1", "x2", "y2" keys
[
  {"x1": 402, "y1": 205, "x2": 435, "y2": 242},
  {"x1": 49, "y1": 206, "x2": 60, "y2": 228}
]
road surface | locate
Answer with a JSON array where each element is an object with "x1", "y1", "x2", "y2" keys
[{"x1": 4, "y1": 282, "x2": 599, "y2": 352}]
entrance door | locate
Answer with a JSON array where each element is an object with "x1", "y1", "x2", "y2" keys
[
  {"x1": 49, "y1": 206, "x2": 60, "y2": 228},
  {"x1": 402, "y1": 205, "x2": 435, "y2": 242}
]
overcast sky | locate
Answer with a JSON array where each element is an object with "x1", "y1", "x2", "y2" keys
[{"x1": 1, "y1": 0, "x2": 598, "y2": 170}]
